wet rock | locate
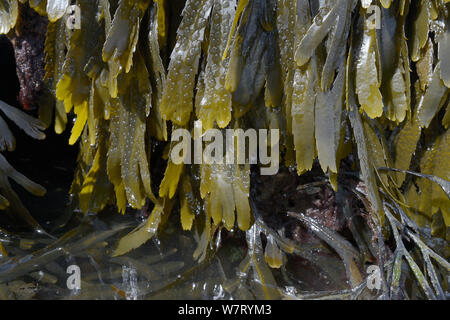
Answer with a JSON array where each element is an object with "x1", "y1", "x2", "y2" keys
[{"x1": 8, "y1": 2, "x2": 47, "y2": 111}]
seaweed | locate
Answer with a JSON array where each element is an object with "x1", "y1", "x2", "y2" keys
[{"x1": 0, "y1": 0, "x2": 449, "y2": 299}]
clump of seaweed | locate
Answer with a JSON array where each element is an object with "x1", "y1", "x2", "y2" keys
[{"x1": 0, "y1": 0, "x2": 449, "y2": 299}]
